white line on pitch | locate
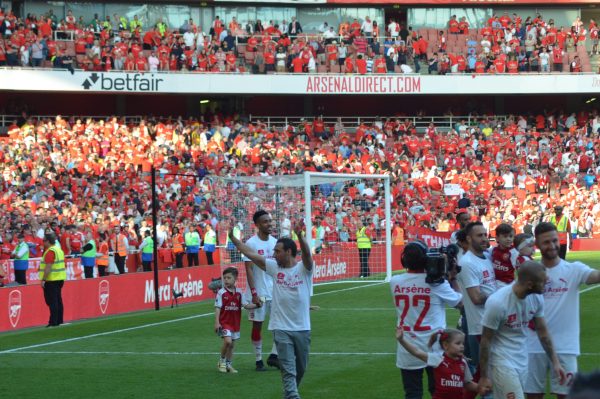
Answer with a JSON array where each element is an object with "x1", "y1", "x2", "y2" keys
[
  {"x1": 580, "y1": 285, "x2": 600, "y2": 294},
  {"x1": 0, "y1": 313, "x2": 214, "y2": 354},
  {"x1": 5, "y1": 351, "x2": 600, "y2": 357},
  {"x1": 0, "y1": 283, "x2": 383, "y2": 354}
]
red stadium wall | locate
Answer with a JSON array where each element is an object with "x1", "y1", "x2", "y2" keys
[{"x1": 0, "y1": 265, "x2": 222, "y2": 331}]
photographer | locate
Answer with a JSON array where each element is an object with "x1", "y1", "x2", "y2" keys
[{"x1": 390, "y1": 241, "x2": 462, "y2": 399}]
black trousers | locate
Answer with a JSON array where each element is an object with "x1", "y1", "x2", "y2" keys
[
  {"x1": 401, "y1": 367, "x2": 435, "y2": 399},
  {"x1": 98, "y1": 266, "x2": 108, "y2": 277},
  {"x1": 358, "y1": 248, "x2": 371, "y2": 277},
  {"x1": 115, "y1": 254, "x2": 126, "y2": 274},
  {"x1": 84, "y1": 267, "x2": 94, "y2": 278},
  {"x1": 559, "y1": 244, "x2": 567, "y2": 259},
  {"x1": 44, "y1": 280, "x2": 64, "y2": 326},
  {"x1": 175, "y1": 253, "x2": 184, "y2": 268},
  {"x1": 15, "y1": 269, "x2": 27, "y2": 284},
  {"x1": 142, "y1": 260, "x2": 152, "y2": 272},
  {"x1": 187, "y1": 252, "x2": 199, "y2": 267},
  {"x1": 205, "y1": 251, "x2": 214, "y2": 265}
]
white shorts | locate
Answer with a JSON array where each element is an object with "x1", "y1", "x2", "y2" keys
[
  {"x1": 524, "y1": 353, "x2": 577, "y2": 395},
  {"x1": 491, "y1": 365, "x2": 526, "y2": 399},
  {"x1": 219, "y1": 328, "x2": 240, "y2": 341},
  {"x1": 247, "y1": 300, "x2": 271, "y2": 322}
]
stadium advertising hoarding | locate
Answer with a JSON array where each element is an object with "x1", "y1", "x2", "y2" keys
[
  {"x1": 0, "y1": 266, "x2": 221, "y2": 331},
  {"x1": 1, "y1": 69, "x2": 600, "y2": 95}
]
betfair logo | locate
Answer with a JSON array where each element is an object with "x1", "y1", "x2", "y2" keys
[{"x1": 81, "y1": 73, "x2": 164, "y2": 91}]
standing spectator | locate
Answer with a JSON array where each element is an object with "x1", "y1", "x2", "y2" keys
[
  {"x1": 12, "y1": 233, "x2": 29, "y2": 284},
  {"x1": 228, "y1": 222, "x2": 314, "y2": 399},
  {"x1": 288, "y1": 17, "x2": 302, "y2": 38},
  {"x1": 40, "y1": 232, "x2": 65, "y2": 327},
  {"x1": 114, "y1": 225, "x2": 128, "y2": 274},
  {"x1": 203, "y1": 222, "x2": 216, "y2": 265},
  {"x1": 184, "y1": 223, "x2": 201, "y2": 266},
  {"x1": 81, "y1": 230, "x2": 97, "y2": 279},
  {"x1": 525, "y1": 222, "x2": 600, "y2": 399},
  {"x1": 548, "y1": 206, "x2": 571, "y2": 259},
  {"x1": 356, "y1": 219, "x2": 372, "y2": 277},
  {"x1": 361, "y1": 16, "x2": 373, "y2": 41},
  {"x1": 139, "y1": 230, "x2": 154, "y2": 272},
  {"x1": 478, "y1": 261, "x2": 565, "y2": 398},
  {"x1": 97, "y1": 231, "x2": 109, "y2": 277},
  {"x1": 172, "y1": 226, "x2": 185, "y2": 268}
]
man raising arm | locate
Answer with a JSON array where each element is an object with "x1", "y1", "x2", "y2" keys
[{"x1": 229, "y1": 220, "x2": 313, "y2": 399}]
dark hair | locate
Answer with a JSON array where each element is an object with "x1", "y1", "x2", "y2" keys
[
  {"x1": 276, "y1": 237, "x2": 297, "y2": 257},
  {"x1": 222, "y1": 267, "x2": 238, "y2": 279},
  {"x1": 464, "y1": 221, "x2": 484, "y2": 237},
  {"x1": 495, "y1": 223, "x2": 514, "y2": 237},
  {"x1": 401, "y1": 241, "x2": 428, "y2": 270},
  {"x1": 44, "y1": 231, "x2": 57, "y2": 244},
  {"x1": 253, "y1": 209, "x2": 269, "y2": 224},
  {"x1": 455, "y1": 229, "x2": 467, "y2": 243},
  {"x1": 534, "y1": 222, "x2": 557, "y2": 238}
]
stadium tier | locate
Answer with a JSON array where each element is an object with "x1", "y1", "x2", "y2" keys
[{"x1": 0, "y1": 5, "x2": 599, "y2": 74}]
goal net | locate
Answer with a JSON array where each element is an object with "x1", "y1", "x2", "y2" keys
[{"x1": 210, "y1": 172, "x2": 392, "y2": 290}]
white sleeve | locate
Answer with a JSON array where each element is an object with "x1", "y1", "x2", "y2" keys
[
  {"x1": 574, "y1": 261, "x2": 594, "y2": 286},
  {"x1": 16, "y1": 244, "x2": 29, "y2": 258},
  {"x1": 432, "y1": 281, "x2": 462, "y2": 307},
  {"x1": 510, "y1": 248, "x2": 519, "y2": 268},
  {"x1": 426, "y1": 352, "x2": 443, "y2": 368},
  {"x1": 481, "y1": 295, "x2": 504, "y2": 330},
  {"x1": 214, "y1": 291, "x2": 223, "y2": 308},
  {"x1": 265, "y1": 259, "x2": 278, "y2": 277}
]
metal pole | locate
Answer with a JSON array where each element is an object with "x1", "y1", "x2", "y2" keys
[
  {"x1": 304, "y1": 172, "x2": 313, "y2": 296},
  {"x1": 384, "y1": 175, "x2": 392, "y2": 282},
  {"x1": 151, "y1": 166, "x2": 160, "y2": 311}
]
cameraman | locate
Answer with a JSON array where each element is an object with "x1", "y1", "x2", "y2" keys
[{"x1": 390, "y1": 241, "x2": 462, "y2": 399}]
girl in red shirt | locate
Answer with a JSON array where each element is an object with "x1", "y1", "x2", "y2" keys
[{"x1": 397, "y1": 328, "x2": 478, "y2": 399}]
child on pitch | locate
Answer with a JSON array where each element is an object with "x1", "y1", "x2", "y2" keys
[
  {"x1": 491, "y1": 223, "x2": 519, "y2": 287},
  {"x1": 215, "y1": 267, "x2": 260, "y2": 373},
  {"x1": 396, "y1": 327, "x2": 478, "y2": 399},
  {"x1": 513, "y1": 233, "x2": 535, "y2": 267}
]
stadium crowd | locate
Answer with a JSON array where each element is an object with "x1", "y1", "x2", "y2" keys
[
  {"x1": 0, "y1": 7, "x2": 598, "y2": 73},
  {"x1": 0, "y1": 109, "x2": 600, "y2": 279}
]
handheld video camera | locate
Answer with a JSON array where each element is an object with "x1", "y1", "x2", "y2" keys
[{"x1": 424, "y1": 245, "x2": 461, "y2": 285}]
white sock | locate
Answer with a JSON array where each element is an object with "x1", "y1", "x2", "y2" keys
[
  {"x1": 270, "y1": 342, "x2": 278, "y2": 356},
  {"x1": 253, "y1": 340, "x2": 262, "y2": 361}
]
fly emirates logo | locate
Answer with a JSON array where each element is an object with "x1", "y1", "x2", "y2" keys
[{"x1": 441, "y1": 374, "x2": 463, "y2": 388}]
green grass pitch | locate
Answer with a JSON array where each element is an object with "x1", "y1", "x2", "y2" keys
[{"x1": 1, "y1": 252, "x2": 599, "y2": 399}]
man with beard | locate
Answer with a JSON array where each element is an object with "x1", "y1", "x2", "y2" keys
[{"x1": 524, "y1": 223, "x2": 600, "y2": 399}]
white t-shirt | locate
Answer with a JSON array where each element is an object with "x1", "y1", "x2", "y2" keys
[
  {"x1": 243, "y1": 235, "x2": 277, "y2": 300},
  {"x1": 482, "y1": 285, "x2": 544, "y2": 370},
  {"x1": 390, "y1": 273, "x2": 462, "y2": 369},
  {"x1": 266, "y1": 259, "x2": 312, "y2": 331},
  {"x1": 526, "y1": 260, "x2": 593, "y2": 355},
  {"x1": 457, "y1": 251, "x2": 498, "y2": 335}
]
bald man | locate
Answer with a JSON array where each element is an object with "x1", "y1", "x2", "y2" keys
[{"x1": 478, "y1": 261, "x2": 565, "y2": 399}]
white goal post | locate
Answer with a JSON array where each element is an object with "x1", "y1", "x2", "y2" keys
[{"x1": 211, "y1": 172, "x2": 392, "y2": 287}]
